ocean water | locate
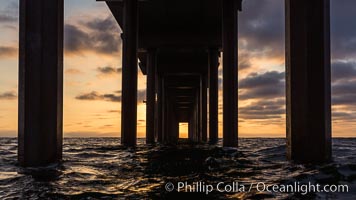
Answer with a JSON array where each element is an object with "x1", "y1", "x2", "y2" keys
[{"x1": 0, "y1": 138, "x2": 355, "y2": 199}]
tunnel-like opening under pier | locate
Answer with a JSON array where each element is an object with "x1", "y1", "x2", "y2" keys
[{"x1": 18, "y1": 0, "x2": 331, "y2": 166}]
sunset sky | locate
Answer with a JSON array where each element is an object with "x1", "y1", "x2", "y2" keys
[{"x1": 0, "y1": 0, "x2": 356, "y2": 138}]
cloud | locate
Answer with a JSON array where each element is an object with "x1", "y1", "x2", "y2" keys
[
  {"x1": 238, "y1": 52, "x2": 253, "y2": 70},
  {"x1": 237, "y1": 0, "x2": 356, "y2": 61},
  {"x1": 0, "y1": 14, "x2": 17, "y2": 23},
  {"x1": 64, "y1": 24, "x2": 90, "y2": 53},
  {"x1": 64, "y1": 16, "x2": 121, "y2": 55},
  {"x1": 102, "y1": 93, "x2": 121, "y2": 102},
  {"x1": 137, "y1": 89, "x2": 146, "y2": 104},
  {"x1": 330, "y1": 0, "x2": 356, "y2": 59},
  {"x1": 75, "y1": 91, "x2": 120, "y2": 102},
  {"x1": 236, "y1": 0, "x2": 356, "y2": 124},
  {"x1": 108, "y1": 110, "x2": 120, "y2": 113},
  {"x1": 329, "y1": 61, "x2": 356, "y2": 107},
  {"x1": 332, "y1": 80, "x2": 356, "y2": 106},
  {"x1": 0, "y1": 46, "x2": 17, "y2": 57},
  {"x1": 239, "y1": 71, "x2": 285, "y2": 100},
  {"x1": 239, "y1": 0, "x2": 285, "y2": 56},
  {"x1": 0, "y1": 1, "x2": 18, "y2": 23},
  {"x1": 239, "y1": 99, "x2": 285, "y2": 120},
  {"x1": 236, "y1": 0, "x2": 356, "y2": 70},
  {"x1": 235, "y1": 61, "x2": 356, "y2": 120},
  {"x1": 333, "y1": 111, "x2": 356, "y2": 122},
  {"x1": 235, "y1": 60, "x2": 356, "y2": 120},
  {"x1": 84, "y1": 17, "x2": 119, "y2": 32},
  {"x1": 2, "y1": 24, "x2": 17, "y2": 30},
  {"x1": 331, "y1": 61, "x2": 356, "y2": 82},
  {"x1": 0, "y1": 91, "x2": 17, "y2": 100},
  {"x1": 75, "y1": 89, "x2": 146, "y2": 103},
  {"x1": 240, "y1": 71, "x2": 284, "y2": 88},
  {"x1": 97, "y1": 66, "x2": 121, "y2": 76},
  {"x1": 65, "y1": 68, "x2": 83, "y2": 74}
]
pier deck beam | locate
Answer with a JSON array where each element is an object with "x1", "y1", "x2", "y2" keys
[
  {"x1": 222, "y1": 0, "x2": 239, "y2": 147},
  {"x1": 121, "y1": 0, "x2": 138, "y2": 146},
  {"x1": 18, "y1": 0, "x2": 64, "y2": 167},
  {"x1": 285, "y1": 0, "x2": 331, "y2": 163}
]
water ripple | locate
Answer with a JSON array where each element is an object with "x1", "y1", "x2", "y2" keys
[{"x1": 0, "y1": 138, "x2": 355, "y2": 199}]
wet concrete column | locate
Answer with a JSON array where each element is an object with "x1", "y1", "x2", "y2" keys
[
  {"x1": 208, "y1": 49, "x2": 220, "y2": 144},
  {"x1": 121, "y1": 0, "x2": 138, "y2": 146},
  {"x1": 162, "y1": 78, "x2": 168, "y2": 143},
  {"x1": 173, "y1": 113, "x2": 179, "y2": 144},
  {"x1": 164, "y1": 94, "x2": 173, "y2": 144},
  {"x1": 202, "y1": 75, "x2": 208, "y2": 142},
  {"x1": 188, "y1": 98, "x2": 195, "y2": 142},
  {"x1": 195, "y1": 98, "x2": 199, "y2": 142},
  {"x1": 146, "y1": 50, "x2": 157, "y2": 144},
  {"x1": 188, "y1": 113, "x2": 194, "y2": 141},
  {"x1": 157, "y1": 75, "x2": 163, "y2": 143},
  {"x1": 18, "y1": 0, "x2": 64, "y2": 167},
  {"x1": 222, "y1": 0, "x2": 239, "y2": 147},
  {"x1": 285, "y1": 0, "x2": 331, "y2": 163},
  {"x1": 163, "y1": 91, "x2": 176, "y2": 144},
  {"x1": 190, "y1": 95, "x2": 198, "y2": 142},
  {"x1": 198, "y1": 77, "x2": 203, "y2": 142},
  {"x1": 196, "y1": 87, "x2": 202, "y2": 142},
  {"x1": 168, "y1": 99, "x2": 178, "y2": 144}
]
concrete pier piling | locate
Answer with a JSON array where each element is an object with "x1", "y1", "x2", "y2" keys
[
  {"x1": 121, "y1": 0, "x2": 138, "y2": 147},
  {"x1": 146, "y1": 50, "x2": 157, "y2": 144},
  {"x1": 222, "y1": 0, "x2": 239, "y2": 147},
  {"x1": 208, "y1": 49, "x2": 220, "y2": 144},
  {"x1": 285, "y1": 0, "x2": 331, "y2": 163},
  {"x1": 18, "y1": 0, "x2": 64, "y2": 167}
]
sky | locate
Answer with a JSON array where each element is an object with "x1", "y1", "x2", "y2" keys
[{"x1": 0, "y1": 0, "x2": 356, "y2": 138}]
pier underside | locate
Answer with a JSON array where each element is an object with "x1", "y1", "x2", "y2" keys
[{"x1": 18, "y1": 0, "x2": 331, "y2": 166}]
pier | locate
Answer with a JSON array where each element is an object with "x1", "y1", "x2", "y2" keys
[{"x1": 18, "y1": 0, "x2": 331, "y2": 166}]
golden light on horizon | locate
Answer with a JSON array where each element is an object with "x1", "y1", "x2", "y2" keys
[{"x1": 179, "y1": 123, "x2": 189, "y2": 138}]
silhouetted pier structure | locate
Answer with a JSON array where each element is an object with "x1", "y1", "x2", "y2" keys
[{"x1": 18, "y1": 0, "x2": 331, "y2": 166}]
